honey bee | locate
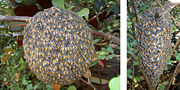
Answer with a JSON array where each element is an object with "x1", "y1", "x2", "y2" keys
[{"x1": 43, "y1": 61, "x2": 49, "y2": 66}]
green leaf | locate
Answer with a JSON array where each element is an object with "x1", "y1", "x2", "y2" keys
[
  {"x1": 133, "y1": 60, "x2": 139, "y2": 66},
  {"x1": 167, "y1": 57, "x2": 173, "y2": 65},
  {"x1": 175, "y1": 50, "x2": 180, "y2": 61},
  {"x1": 172, "y1": 25, "x2": 177, "y2": 30},
  {"x1": 68, "y1": 85, "x2": 77, "y2": 90},
  {"x1": 34, "y1": 85, "x2": 39, "y2": 90},
  {"x1": 22, "y1": 77, "x2": 28, "y2": 85},
  {"x1": 158, "y1": 84, "x2": 164, "y2": 90},
  {"x1": 127, "y1": 21, "x2": 132, "y2": 29},
  {"x1": 52, "y1": 0, "x2": 64, "y2": 8},
  {"x1": 109, "y1": 76, "x2": 120, "y2": 90},
  {"x1": 15, "y1": 0, "x2": 23, "y2": 3},
  {"x1": 135, "y1": 77, "x2": 141, "y2": 82},
  {"x1": 93, "y1": 39, "x2": 101, "y2": 44},
  {"x1": 90, "y1": 59, "x2": 99, "y2": 67},
  {"x1": 96, "y1": 42, "x2": 108, "y2": 46},
  {"x1": 77, "y1": 8, "x2": 89, "y2": 20},
  {"x1": 107, "y1": 46, "x2": 114, "y2": 53},
  {"x1": 107, "y1": 54, "x2": 115, "y2": 60},
  {"x1": 108, "y1": 1, "x2": 116, "y2": 4},
  {"x1": 107, "y1": 26, "x2": 111, "y2": 30},
  {"x1": 27, "y1": 84, "x2": 33, "y2": 90},
  {"x1": 127, "y1": 74, "x2": 133, "y2": 79},
  {"x1": 4, "y1": 78, "x2": 7, "y2": 81},
  {"x1": 98, "y1": 55, "x2": 106, "y2": 59},
  {"x1": 99, "y1": 51, "x2": 108, "y2": 56},
  {"x1": 131, "y1": 40, "x2": 137, "y2": 46},
  {"x1": 46, "y1": 84, "x2": 53, "y2": 90},
  {"x1": 127, "y1": 50, "x2": 132, "y2": 54},
  {"x1": 164, "y1": 81, "x2": 169, "y2": 85},
  {"x1": 67, "y1": 5, "x2": 75, "y2": 11},
  {"x1": 117, "y1": 46, "x2": 120, "y2": 50},
  {"x1": 127, "y1": 69, "x2": 132, "y2": 74}
]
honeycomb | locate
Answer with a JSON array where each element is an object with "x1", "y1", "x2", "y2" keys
[
  {"x1": 136, "y1": 7, "x2": 173, "y2": 87},
  {"x1": 23, "y1": 7, "x2": 95, "y2": 85}
]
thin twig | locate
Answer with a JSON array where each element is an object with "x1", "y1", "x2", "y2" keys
[
  {"x1": 171, "y1": 37, "x2": 180, "y2": 56},
  {"x1": 87, "y1": 8, "x2": 108, "y2": 23},
  {"x1": 127, "y1": 47, "x2": 136, "y2": 60},
  {"x1": 127, "y1": 33, "x2": 136, "y2": 40},
  {"x1": 170, "y1": 14, "x2": 180, "y2": 27},
  {"x1": 98, "y1": 65, "x2": 102, "y2": 84},
  {"x1": 138, "y1": 82, "x2": 145, "y2": 90},
  {"x1": 173, "y1": 83, "x2": 180, "y2": 90},
  {"x1": 79, "y1": 78, "x2": 97, "y2": 90},
  {"x1": 115, "y1": 0, "x2": 120, "y2": 6},
  {"x1": 87, "y1": 69, "x2": 91, "y2": 83},
  {"x1": 127, "y1": 57, "x2": 132, "y2": 63}
]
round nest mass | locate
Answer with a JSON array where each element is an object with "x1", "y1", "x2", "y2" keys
[
  {"x1": 23, "y1": 7, "x2": 95, "y2": 85},
  {"x1": 136, "y1": 7, "x2": 172, "y2": 87}
]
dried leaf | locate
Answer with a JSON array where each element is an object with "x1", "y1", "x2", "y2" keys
[
  {"x1": 98, "y1": 60, "x2": 104, "y2": 68},
  {"x1": 15, "y1": 73, "x2": 20, "y2": 82},
  {"x1": 4, "y1": 48, "x2": 11, "y2": 53},
  {"x1": 83, "y1": 69, "x2": 91, "y2": 78},
  {"x1": 4, "y1": 82, "x2": 8, "y2": 87},
  {"x1": 1, "y1": 54, "x2": 10, "y2": 64},
  {"x1": 51, "y1": 84, "x2": 61, "y2": 90}
]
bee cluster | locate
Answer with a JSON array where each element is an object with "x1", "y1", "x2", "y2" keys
[
  {"x1": 136, "y1": 7, "x2": 172, "y2": 87},
  {"x1": 23, "y1": 7, "x2": 95, "y2": 85}
]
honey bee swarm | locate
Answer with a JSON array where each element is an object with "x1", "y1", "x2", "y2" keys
[
  {"x1": 136, "y1": 7, "x2": 172, "y2": 87},
  {"x1": 23, "y1": 7, "x2": 95, "y2": 85}
]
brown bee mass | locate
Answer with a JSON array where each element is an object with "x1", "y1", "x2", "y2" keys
[
  {"x1": 23, "y1": 7, "x2": 95, "y2": 85},
  {"x1": 136, "y1": 7, "x2": 172, "y2": 87}
]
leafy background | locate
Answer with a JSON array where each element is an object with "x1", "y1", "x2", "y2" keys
[
  {"x1": 0, "y1": 0, "x2": 120, "y2": 90},
  {"x1": 127, "y1": 0, "x2": 180, "y2": 90}
]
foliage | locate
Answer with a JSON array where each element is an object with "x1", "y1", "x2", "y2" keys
[
  {"x1": 109, "y1": 75, "x2": 120, "y2": 90},
  {"x1": 52, "y1": 0, "x2": 64, "y2": 8},
  {"x1": 0, "y1": 0, "x2": 120, "y2": 89},
  {"x1": 127, "y1": 0, "x2": 180, "y2": 89}
]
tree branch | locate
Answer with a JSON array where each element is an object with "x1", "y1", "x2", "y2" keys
[
  {"x1": 0, "y1": 15, "x2": 120, "y2": 45},
  {"x1": 0, "y1": 15, "x2": 30, "y2": 22},
  {"x1": 91, "y1": 30, "x2": 120, "y2": 45},
  {"x1": 171, "y1": 37, "x2": 180, "y2": 56},
  {"x1": 155, "y1": 0, "x2": 179, "y2": 18},
  {"x1": 166, "y1": 37, "x2": 180, "y2": 89},
  {"x1": 131, "y1": 0, "x2": 139, "y2": 22},
  {"x1": 166, "y1": 62, "x2": 180, "y2": 90}
]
